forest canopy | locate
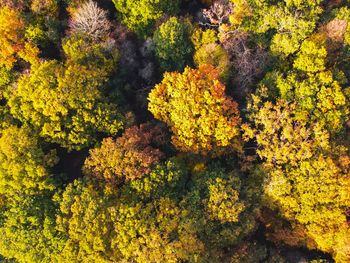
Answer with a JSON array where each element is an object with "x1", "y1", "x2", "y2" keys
[{"x1": 0, "y1": 0, "x2": 349, "y2": 262}]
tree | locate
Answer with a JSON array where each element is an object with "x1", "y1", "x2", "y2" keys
[
  {"x1": 206, "y1": 177, "x2": 245, "y2": 223},
  {"x1": 148, "y1": 65, "x2": 242, "y2": 156},
  {"x1": 0, "y1": 125, "x2": 58, "y2": 198},
  {"x1": 55, "y1": 178, "x2": 117, "y2": 262},
  {"x1": 243, "y1": 98, "x2": 331, "y2": 167},
  {"x1": 112, "y1": 0, "x2": 179, "y2": 37},
  {"x1": 181, "y1": 163, "x2": 260, "y2": 257},
  {"x1": 7, "y1": 60, "x2": 123, "y2": 150},
  {"x1": 69, "y1": 0, "x2": 112, "y2": 41},
  {"x1": 0, "y1": 6, "x2": 25, "y2": 68},
  {"x1": 223, "y1": 32, "x2": 268, "y2": 96},
  {"x1": 275, "y1": 71, "x2": 349, "y2": 133},
  {"x1": 0, "y1": 194, "x2": 63, "y2": 263},
  {"x1": 153, "y1": 17, "x2": 194, "y2": 72},
  {"x1": 243, "y1": 96, "x2": 350, "y2": 261},
  {"x1": 84, "y1": 123, "x2": 166, "y2": 185},
  {"x1": 0, "y1": 127, "x2": 62, "y2": 263},
  {"x1": 62, "y1": 33, "x2": 119, "y2": 70},
  {"x1": 56, "y1": 160, "x2": 203, "y2": 263},
  {"x1": 109, "y1": 196, "x2": 204, "y2": 263},
  {"x1": 293, "y1": 36, "x2": 327, "y2": 73},
  {"x1": 194, "y1": 43, "x2": 230, "y2": 81}
]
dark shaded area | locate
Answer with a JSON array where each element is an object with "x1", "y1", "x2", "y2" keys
[
  {"x1": 53, "y1": 146, "x2": 89, "y2": 183},
  {"x1": 252, "y1": 224, "x2": 334, "y2": 263}
]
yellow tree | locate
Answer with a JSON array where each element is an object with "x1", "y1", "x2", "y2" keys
[
  {"x1": 148, "y1": 64, "x2": 242, "y2": 156},
  {"x1": 243, "y1": 95, "x2": 350, "y2": 261},
  {"x1": 0, "y1": 125, "x2": 57, "y2": 198}
]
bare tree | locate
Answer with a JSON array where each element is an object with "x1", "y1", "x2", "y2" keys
[
  {"x1": 223, "y1": 33, "x2": 268, "y2": 97},
  {"x1": 325, "y1": 19, "x2": 348, "y2": 42},
  {"x1": 69, "y1": 0, "x2": 111, "y2": 41},
  {"x1": 202, "y1": 0, "x2": 233, "y2": 28}
]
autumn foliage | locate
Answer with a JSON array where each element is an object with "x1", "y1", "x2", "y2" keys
[
  {"x1": 84, "y1": 123, "x2": 166, "y2": 184},
  {"x1": 148, "y1": 64, "x2": 242, "y2": 155},
  {"x1": 0, "y1": 0, "x2": 350, "y2": 262},
  {"x1": 0, "y1": 6, "x2": 25, "y2": 68}
]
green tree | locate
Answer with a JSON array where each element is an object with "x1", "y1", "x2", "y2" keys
[
  {"x1": 0, "y1": 194, "x2": 62, "y2": 262},
  {"x1": 275, "y1": 70, "x2": 349, "y2": 133},
  {"x1": 55, "y1": 178, "x2": 117, "y2": 262},
  {"x1": 56, "y1": 159, "x2": 204, "y2": 263},
  {"x1": 112, "y1": 0, "x2": 179, "y2": 37},
  {"x1": 153, "y1": 17, "x2": 194, "y2": 72},
  {"x1": 181, "y1": 163, "x2": 261, "y2": 260}
]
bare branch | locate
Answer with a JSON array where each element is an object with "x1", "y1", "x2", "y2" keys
[
  {"x1": 69, "y1": 0, "x2": 111, "y2": 41},
  {"x1": 202, "y1": 0, "x2": 233, "y2": 28}
]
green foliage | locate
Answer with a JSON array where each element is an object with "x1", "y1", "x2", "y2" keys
[
  {"x1": 112, "y1": 0, "x2": 180, "y2": 37},
  {"x1": 239, "y1": 0, "x2": 323, "y2": 56},
  {"x1": 55, "y1": 178, "x2": 117, "y2": 262},
  {"x1": 109, "y1": 196, "x2": 204, "y2": 263},
  {"x1": 55, "y1": 162, "x2": 202, "y2": 263},
  {"x1": 126, "y1": 159, "x2": 188, "y2": 200},
  {"x1": 153, "y1": 17, "x2": 194, "y2": 72},
  {"x1": 293, "y1": 36, "x2": 327, "y2": 73},
  {"x1": 183, "y1": 164, "x2": 259, "y2": 250},
  {"x1": 0, "y1": 195, "x2": 62, "y2": 263},
  {"x1": 276, "y1": 71, "x2": 349, "y2": 133},
  {"x1": 62, "y1": 33, "x2": 119, "y2": 71},
  {"x1": 191, "y1": 28, "x2": 218, "y2": 50}
]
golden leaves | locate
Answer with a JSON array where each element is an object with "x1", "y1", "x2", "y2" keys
[{"x1": 148, "y1": 65, "x2": 242, "y2": 156}]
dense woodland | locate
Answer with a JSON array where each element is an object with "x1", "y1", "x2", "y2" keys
[{"x1": 0, "y1": 0, "x2": 349, "y2": 262}]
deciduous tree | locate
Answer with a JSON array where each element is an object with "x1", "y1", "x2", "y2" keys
[
  {"x1": 243, "y1": 95, "x2": 350, "y2": 261},
  {"x1": 0, "y1": 125, "x2": 57, "y2": 197},
  {"x1": 7, "y1": 60, "x2": 123, "y2": 150},
  {"x1": 112, "y1": 0, "x2": 179, "y2": 37},
  {"x1": 153, "y1": 17, "x2": 193, "y2": 72},
  {"x1": 0, "y1": 6, "x2": 25, "y2": 68},
  {"x1": 148, "y1": 65, "x2": 242, "y2": 156},
  {"x1": 69, "y1": 0, "x2": 112, "y2": 41},
  {"x1": 84, "y1": 123, "x2": 165, "y2": 184}
]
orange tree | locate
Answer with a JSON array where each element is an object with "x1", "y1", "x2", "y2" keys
[
  {"x1": 0, "y1": 6, "x2": 25, "y2": 68},
  {"x1": 83, "y1": 123, "x2": 166, "y2": 185},
  {"x1": 148, "y1": 64, "x2": 242, "y2": 156}
]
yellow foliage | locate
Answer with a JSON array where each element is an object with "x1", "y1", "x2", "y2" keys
[
  {"x1": 148, "y1": 64, "x2": 242, "y2": 156},
  {"x1": 207, "y1": 177, "x2": 245, "y2": 223},
  {"x1": 229, "y1": 0, "x2": 252, "y2": 27}
]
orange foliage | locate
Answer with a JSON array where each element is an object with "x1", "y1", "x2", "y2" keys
[
  {"x1": 0, "y1": 6, "x2": 25, "y2": 68},
  {"x1": 84, "y1": 123, "x2": 166, "y2": 184}
]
